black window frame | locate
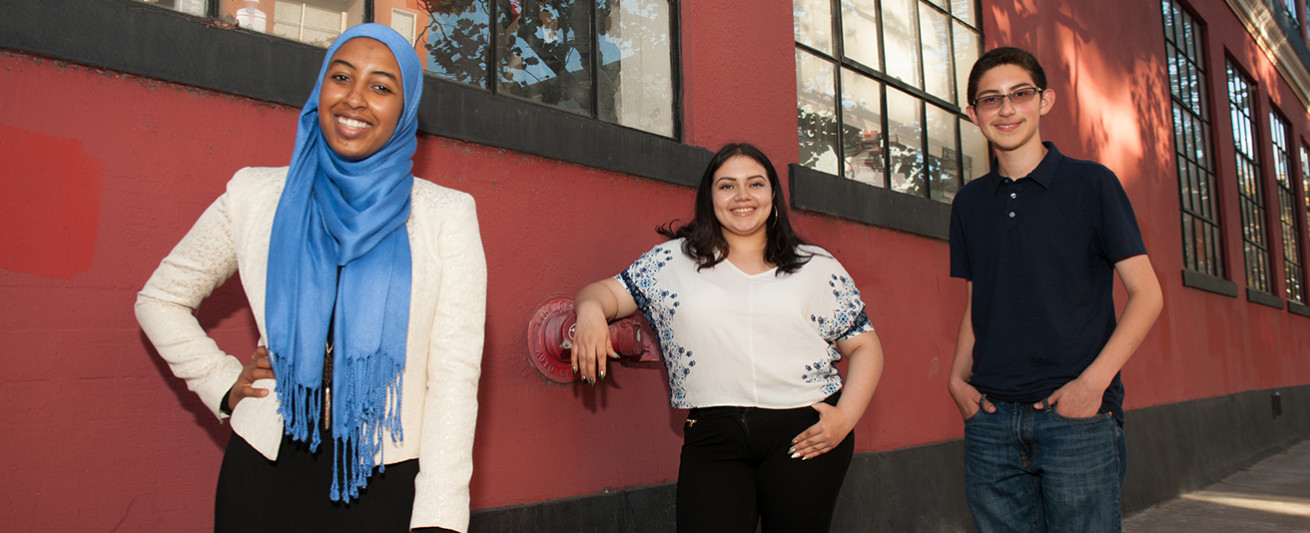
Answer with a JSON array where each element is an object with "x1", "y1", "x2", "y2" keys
[
  {"x1": 1295, "y1": 140, "x2": 1310, "y2": 316},
  {"x1": 1269, "y1": 107, "x2": 1306, "y2": 306},
  {"x1": 1225, "y1": 58, "x2": 1283, "y2": 308},
  {"x1": 789, "y1": 0, "x2": 981, "y2": 241},
  {"x1": 1162, "y1": 0, "x2": 1239, "y2": 298},
  {"x1": 420, "y1": 0, "x2": 680, "y2": 139},
  {"x1": 0, "y1": 0, "x2": 711, "y2": 189}
]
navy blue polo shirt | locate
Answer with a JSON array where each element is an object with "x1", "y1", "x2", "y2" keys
[{"x1": 949, "y1": 142, "x2": 1146, "y2": 419}]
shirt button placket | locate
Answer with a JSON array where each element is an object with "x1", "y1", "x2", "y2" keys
[{"x1": 1005, "y1": 184, "x2": 1020, "y2": 229}]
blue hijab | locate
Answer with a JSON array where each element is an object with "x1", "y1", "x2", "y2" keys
[{"x1": 265, "y1": 23, "x2": 423, "y2": 502}]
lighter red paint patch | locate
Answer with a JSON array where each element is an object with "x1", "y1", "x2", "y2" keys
[{"x1": 0, "y1": 121, "x2": 101, "y2": 279}]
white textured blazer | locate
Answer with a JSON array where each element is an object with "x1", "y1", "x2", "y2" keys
[{"x1": 136, "y1": 167, "x2": 486, "y2": 532}]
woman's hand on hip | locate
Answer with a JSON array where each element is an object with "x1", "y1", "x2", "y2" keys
[
  {"x1": 227, "y1": 345, "x2": 275, "y2": 411},
  {"x1": 789, "y1": 402, "x2": 857, "y2": 460}
]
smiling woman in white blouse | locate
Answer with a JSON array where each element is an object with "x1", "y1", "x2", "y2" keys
[{"x1": 571, "y1": 142, "x2": 884, "y2": 533}]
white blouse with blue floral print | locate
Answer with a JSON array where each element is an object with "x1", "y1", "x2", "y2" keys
[{"x1": 616, "y1": 239, "x2": 873, "y2": 410}]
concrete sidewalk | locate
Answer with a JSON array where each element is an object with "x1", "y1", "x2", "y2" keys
[{"x1": 1124, "y1": 439, "x2": 1310, "y2": 532}]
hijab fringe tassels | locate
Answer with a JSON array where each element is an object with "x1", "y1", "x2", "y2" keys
[{"x1": 265, "y1": 23, "x2": 424, "y2": 503}]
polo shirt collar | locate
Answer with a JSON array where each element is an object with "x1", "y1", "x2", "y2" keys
[{"x1": 988, "y1": 141, "x2": 1063, "y2": 192}]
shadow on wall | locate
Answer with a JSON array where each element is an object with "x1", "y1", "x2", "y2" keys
[{"x1": 988, "y1": 1, "x2": 1176, "y2": 184}]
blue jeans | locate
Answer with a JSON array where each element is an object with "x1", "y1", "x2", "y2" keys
[{"x1": 963, "y1": 398, "x2": 1126, "y2": 533}]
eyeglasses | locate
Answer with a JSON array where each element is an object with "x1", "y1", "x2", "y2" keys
[{"x1": 971, "y1": 87, "x2": 1044, "y2": 111}]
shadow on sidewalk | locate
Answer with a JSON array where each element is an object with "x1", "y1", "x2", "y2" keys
[{"x1": 1124, "y1": 439, "x2": 1310, "y2": 532}]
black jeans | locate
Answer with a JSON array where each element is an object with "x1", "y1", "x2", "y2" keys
[{"x1": 676, "y1": 394, "x2": 854, "y2": 533}]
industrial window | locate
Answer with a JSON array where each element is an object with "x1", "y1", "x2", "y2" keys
[
  {"x1": 1226, "y1": 62, "x2": 1274, "y2": 295},
  {"x1": 1162, "y1": 0, "x2": 1227, "y2": 282},
  {"x1": 423, "y1": 0, "x2": 675, "y2": 136},
  {"x1": 134, "y1": 0, "x2": 677, "y2": 138},
  {"x1": 793, "y1": 0, "x2": 985, "y2": 205},
  {"x1": 1272, "y1": 110, "x2": 1305, "y2": 304},
  {"x1": 1304, "y1": 142, "x2": 1310, "y2": 267}
]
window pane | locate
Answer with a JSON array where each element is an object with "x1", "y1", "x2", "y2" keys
[
  {"x1": 797, "y1": 50, "x2": 840, "y2": 176},
  {"x1": 952, "y1": 0, "x2": 976, "y2": 27},
  {"x1": 1164, "y1": 0, "x2": 1224, "y2": 278},
  {"x1": 390, "y1": 9, "x2": 418, "y2": 46},
  {"x1": 423, "y1": 1, "x2": 490, "y2": 87},
  {"x1": 1303, "y1": 144, "x2": 1310, "y2": 287},
  {"x1": 927, "y1": 104, "x2": 959, "y2": 201},
  {"x1": 921, "y1": 3, "x2": 953, "y2": 101},
  {"x1": 1270, "y1": 112, "x2": 1304, "y2": 303},
  {"x1": 216, "y1": 0, "x2": 270, "y2": 32},
  {"x1": 794, "y1": 0, "x2": 978, "y2": 206},
  {"x1": 1303, "y1": 144, "x2": 1310, "y2": 232},
  {"x1": 841, "y1": 0, "x2": 880, "y2": 70},
  {"x1": 497, "y1": 0, "x2": 592, "y2": 115},
  {"x1": 266, "y1": 0, "x2": 364, "y2": 48},
  {"x1": 201, "y1": 0, "x2": 673, "y2": 136},
  {"x1": 1227, "y1": 62, "x2": 1271, "y2": 293},
  {"x1": 597, "y1": 0, "x2": 674, "y2": 136},
  {"x1": 953, "y1": 23, "x2": 980, "y2": 107},
  {"x1": 842, "y1": 69, "x2": 885, "y2": 187},
  {"x1": 887, "y1": 88, "x2": 925, "y2": 196},
  {"x1": 882, "y1": 0, "x2": 922, "y2": 88},
  {"x1": 303, "y1": 4, "x2": 341, "y2": 31},
  {"x1": 273, "y1": 1, "x2": 302, "y2": 38},
  {"x1": 142, "y1": 0, "x2": 209, "y2": 16},
  {"x1": 794, "y1": 0, "x2": 834, "y2": 54},
  {"x1": 960, "y1": 116, "x2": 988, "y2": 183}
]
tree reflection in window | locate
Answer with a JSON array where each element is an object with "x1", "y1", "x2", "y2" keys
[
  {"x1": 423, "y1": 0, "x2": 491, "y2": 87},
  {"x1": 420, "y1": 0, "x2": 673, "y2": 136},
  {"x1": 497, "y1": 0, "x2": 592, "y2": 114},
  {"x1": 794, "y1": 0, "x2": 981, "y2": 204}
]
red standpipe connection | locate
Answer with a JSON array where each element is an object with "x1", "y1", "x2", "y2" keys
[{"x1": 527, "y1": 296, "x2": 661, "y2": 383}]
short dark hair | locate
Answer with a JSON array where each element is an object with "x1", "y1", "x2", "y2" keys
[
  {"x1": 658, "y1": 143, "x2": 812, "y2": 275},
  {"x1": 966, "y1": 47, "x2": 1046, "y2": 104}
]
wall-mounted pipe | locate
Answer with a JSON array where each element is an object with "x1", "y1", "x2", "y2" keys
[{"x1": 526, "y1": 295, "x2": 661, "y2": 383}]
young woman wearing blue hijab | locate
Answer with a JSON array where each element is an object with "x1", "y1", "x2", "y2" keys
[{"x1": 136, "y1": 24, "x2": 485, "y2": 532}]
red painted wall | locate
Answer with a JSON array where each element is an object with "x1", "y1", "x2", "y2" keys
[
  {"x1": 2, "y1": 0, "x2": 1310, "y2": 530},
  {"x1": 983, "y1": 0, "x2": 1310, "y2": 402}
]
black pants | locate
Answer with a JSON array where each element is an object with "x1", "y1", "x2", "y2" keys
[
  {"x1": 215, "y1": 432, "x2": 418, "y2": 533},
  {"x1": 676, "y1": 394, "x2": 855, "y2": 533}
]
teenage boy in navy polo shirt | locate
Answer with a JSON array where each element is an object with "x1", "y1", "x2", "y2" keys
[{"x1": 947, "y1": 47, "x2": 1163, "y2": 532}]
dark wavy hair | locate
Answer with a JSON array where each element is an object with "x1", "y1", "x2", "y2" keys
[
  {"x1": 658, "y1": 143, "x2": 812, "y2": 275},
  {"x1": 966, "y1": 46, "x2": 1047, "y2": 104}
]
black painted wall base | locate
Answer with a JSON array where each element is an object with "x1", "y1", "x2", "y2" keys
[
  {"x1": 469, "y1": 385, "x2": 1310, "y2": 532},
  {"x1": 1121, "y1": 384, "x2": 1310, "y2": 515}
]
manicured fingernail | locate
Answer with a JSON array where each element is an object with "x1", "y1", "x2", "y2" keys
[
  {"x1": 790, "y1": 452, "x2": 801, "y2": 459},
  {"x1": 802, "y1": 456, "x2": 811, "y2": 461},
  {"x1": 790, "y1": 440, "x2": 797, "y2": 445},
  {"x1": 788, "y1": 447, "x2": 796, "y2": 455},
  {"x1": 599, "y1": 370, "x2": 606, "y2": 379},
  {"x1": 572, "y1": 366, "x2": 578, "y2": 373}
]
